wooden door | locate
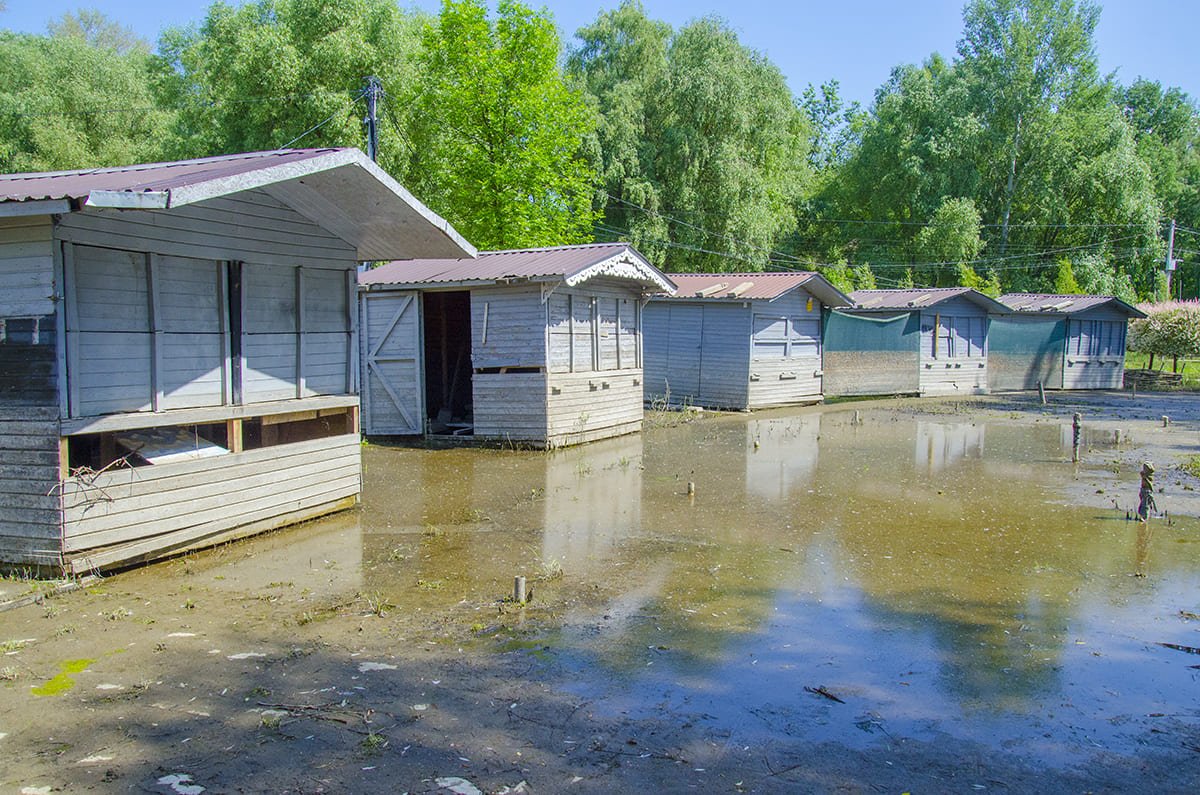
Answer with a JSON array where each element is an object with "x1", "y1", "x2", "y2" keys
[{"x1": 360, "y1": 290, "x2": 423, "y2": 435}]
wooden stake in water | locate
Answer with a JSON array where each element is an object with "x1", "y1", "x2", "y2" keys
[
  {"x1": 513, "y1": 576, "x2": 526, "y2": 604},
  {"x1": 1072, "y1": 413, "x2": 1082, "y2": 463},
  {"x1": 1136, "y1": 462, "x2": 1156, "y2": 522},
  {"x1": 1038, "y1": 380, "x2": 1047, "y2": 405}
]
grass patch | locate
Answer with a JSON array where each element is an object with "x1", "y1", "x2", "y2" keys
[{"x1": 1182, "y1": 454, "x2": 1200, "y2": 479}]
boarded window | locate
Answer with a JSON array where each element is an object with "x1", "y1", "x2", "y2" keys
[
  {"x1": 753, "y1": 314, "x2": 819, "y2": 359},
  {"x1": 1070, "y1": 319, "x2": 1125, "y2": 356},
  {"x1": 617, "y1": 299, "x2": 639, "y2": 368},
  {"x1": 572, "y1": 296, "x2": 594, "y2": 372},
  {"x1": 924, "y1": 314, "x2": 985, "y2": 359},
  {"x1": 547, "y1": 293, "x2": 572, "y2": 373},
  {"x1": 597, "y1": 297, "x2": 619, "y2": 371}
]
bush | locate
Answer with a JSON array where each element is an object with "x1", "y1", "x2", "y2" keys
[{"x1": 1129, "y1": 301, "x2": 1200, "y2": 369}]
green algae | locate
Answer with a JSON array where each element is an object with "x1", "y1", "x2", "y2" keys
[{"x1": 30, "y1": 658, "x2": 94, "y2": 697}]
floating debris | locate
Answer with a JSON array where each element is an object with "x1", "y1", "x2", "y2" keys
[
  {"x1": 357, "y1": 662, "x2": 398, "y2": 672},
  {"x1": 435, "y1": 777, "x2": 482, "y2": 795},
  {"x1": 157, "y1": 774, "x2": 205, "y2": 795}
]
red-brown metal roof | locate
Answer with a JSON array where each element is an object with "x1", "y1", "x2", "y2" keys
[
  {"x1": 361, "y1": 243, "x2": 674, "y2": 291},
  {"x1": 849, "y1": 287, "x2": 1008, "y2": 313},
  {"x1": 0, "y1": 149, "x2": 343, "y2": 203},
  {"x1": 999, "y1": 293, "x2": 1147, "y2": 318},
  {"x1": 651, "y1": 271, "x2": 851, "y2": 306}
]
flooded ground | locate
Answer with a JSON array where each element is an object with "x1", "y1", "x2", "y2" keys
[{"x1": 2, "y1": 393, "x2": 1200, "y2": 793}]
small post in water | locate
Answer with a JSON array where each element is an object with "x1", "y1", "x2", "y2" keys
[
  {"x1": 1162, "y1": 415, "x2": 1170, "y2": 428},
  {"x1": 1072, "y1": 412, "x2": 1082, "y2": 463},
  {"x1": 1038, "y1": 380, "x2": 1047, "y2": 405},
  {"x1": 513, "y1": 576, "x2": 526, "y2": 604},
  {"x1": 1136, "y1": 461, "x2": 1156, "y2": 523}
]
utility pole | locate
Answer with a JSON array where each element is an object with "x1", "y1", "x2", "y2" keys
[
  {"x1": 1165, "y1": 218, "x2": 1176, "y2": 298},
  {"x1": 363, "y1": 75, "x2": 382, "y2": 162}
]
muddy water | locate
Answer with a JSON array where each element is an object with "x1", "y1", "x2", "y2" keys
[
  {"x1": 348, "y1": 406, "x2": 1200, "y2": 765},
  {"x1": 3, "y1": 402, "x2": 1200, "y2": 790}
]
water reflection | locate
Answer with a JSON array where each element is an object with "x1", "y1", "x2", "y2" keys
[{"x1": 342, "y1": 408, "x2": 1200, "y2": 761}]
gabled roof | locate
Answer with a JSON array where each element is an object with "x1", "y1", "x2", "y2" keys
[
  {"x1": 999, "y1": 293, "x2": 1147, "y2": 318},
  {"x1": 650, "y1": 271, "x2": 850, "y2": 307},
  {"x1": 361, "y1": 243, "x2": 675, "y2": 292},
  {"x1": 0, "y1": 148, "x2": 475, "y2": 261},
  {"x1": 848, "y1": 287, "x2": 1009, "y2": 313}
]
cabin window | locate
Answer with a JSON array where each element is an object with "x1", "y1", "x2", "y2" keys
[
  {"x1": 922, "y1": 315, "x2": 986, "y2": 358},
  {"x1": 752, "y1": 315, "x2": 819, "y2": 359},
  {"x1": 1068, "y1": 319, "x2": 1125, "y2": 356},
  {"x1": 549, "y1": 292, "x2": 640, "y2": 373}
]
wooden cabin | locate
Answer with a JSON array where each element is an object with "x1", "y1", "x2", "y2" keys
[
  {"x1": 824, "y1": 288, "x2": 1008, "y2": 397},
  {"x1": 642, "y1": 272, "x2": 850, "y2": 410},
  {"x1": 990, "y1": 293, "x2": 1146, "y2": 391},
  {"x1": 0, "y1": 148, "x2": 473, "y2": 573},
  {"x1": 359, "y1": 243, "x2": 673, "y2": 448}
]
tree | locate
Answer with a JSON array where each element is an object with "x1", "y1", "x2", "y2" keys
[
  {"x1": 407, "y1": 0, "x2": 597, "y2": 249},
  {"x1": 155, "y1": 0, "x2": 426, "y2": 179},
  {"x1": 1128, "y1": 302, "x2": 1200, "y2": 371},
  {"x1": 570, "y1": 5, "x2": 811, "y2": 271},
  {"x1": 48, "y1": 8, "x2": 148, "y2": 54},
  {"x1": 0, "y1": 31, "x2": 171, "y2": 172},
  {"x1": 914, "y1": 197, "x2": 986, "y2": 286}
]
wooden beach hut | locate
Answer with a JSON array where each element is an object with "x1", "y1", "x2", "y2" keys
[
  {"x1": 990, "y1": 293, "x2": 1146, "y2": 391},
  {"x1": 359, "y1": 243, "x2": 673, "y2": 448},
  {"x1": 824, "y1": 288, "x2": 1008, "y2": 397},
  {"x1": 642, "y1": 272, "x2": 850, "y2": 410},
  {"x1": 0, "y1": 148, "x2": 473, "y2": 573}
]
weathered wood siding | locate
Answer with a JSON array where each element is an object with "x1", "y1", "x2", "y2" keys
[
  {"x1": 1062, "y1": 306, "x2": 1129, "y2": 390},
  {"x1": 823, "y1": 310, "x2": 921, "y2": 396},
  {"x1": 0, "y1": 218, "x2": 62, "y2": 567},
  {"x1": 917, "y1": 297, "x2": 990, "y2": 395},
  {"x1": 545, "y1": 369, "x2": 642, "y2": 447},
  {"x1": 473, "y1": 285, "x2": 546, "y2": 370},
  {"x1": 473, "y1": 372, "x2": 548, "y2": 440},
  {"x1": 987, "y1": 315, "x2": 1065, "y2": 391},
  {"x1": 748, "y1": 291, "x2": 824, "y2": 409},
  {"x1": 0, "y1": 216, "x2": 55, "y2": 317},
  {"x1": 61, "y1": 433, "x2": 361, "y2": 571},
  {"x1": 59, "y1": 192, "x2": 356, "y2": 418}
]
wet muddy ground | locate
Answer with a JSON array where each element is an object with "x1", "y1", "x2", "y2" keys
[{"x1": 3, "y1": 391, "x2": 1200, "y2": 793}]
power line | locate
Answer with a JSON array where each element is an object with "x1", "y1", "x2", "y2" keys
[
  {"x1": 1, "y1": 91, "x2": 357, "y2": 120},
  {"x1": 279, "y1": 90, "x2": 365, "y2": 149}
]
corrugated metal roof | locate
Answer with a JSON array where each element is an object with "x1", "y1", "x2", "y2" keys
[
  {"x1": 0, "y1": 149, "x2": 341, "y2": 202},
  {"x1": 361, "y1": 243, "x2": 674, "y2": 291},
  {"x1": 999, "y1": 293, "x2": 1147, "y2": 318},
  {"x1": 0, "y1": 148, "x2": 475, "y2": 261},
  {"x1": 849, "y1": 287, "x2": 1008, "y2": 313},
  {"x1": 650, "y1": 271, "x2": 851, "y2": 306}
]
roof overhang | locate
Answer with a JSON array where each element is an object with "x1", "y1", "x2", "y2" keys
[
  {"x1": 77, "y1": 149, "x2": 475, "y2": 261},
  {"x1": 0, "y1": 198, "x2": 72, "y2": 217},
  {"x1": 790, "y1": 274, "x2": 852, "y2": 308}
]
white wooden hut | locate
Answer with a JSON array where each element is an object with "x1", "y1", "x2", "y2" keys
[
  {"x1": 991, "y1": 293, "x2": 1146, "y2": 390},
  {"x1": 0, "y1": 148, "x2": 473, "y2": 573},
  {"x1": 642, "y1": 272, "x2": 850, "y2": 410},
  {"x1": 359, "y1": 243, "x2": 673, "y2": 448},
  {"x1": 825, "y1": 288, "x2": 1008, "y2": 397}
]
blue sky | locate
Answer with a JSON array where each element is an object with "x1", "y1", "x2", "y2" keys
[{"x1": 2, "y1": 0, "x2": 1196, "y2": 108}]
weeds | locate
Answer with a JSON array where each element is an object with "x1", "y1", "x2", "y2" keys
[
  {"x1": 0, "y1": 666, "x2": 19, "y2": 681},
  {"x1": 359, "y1": 731, "x2": 387, "y2": 755},
  {"x1": 0, "y1": 639, "x2": 29, "y2": 653},
  {"x1": 361, "y1": 592, "x2": 394, "y2": 617}
]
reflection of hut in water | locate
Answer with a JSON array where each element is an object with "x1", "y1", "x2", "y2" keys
[
  {"x1": 914, "y1": 421, "x2": 986, "y2": 472},
  {"x1": 744, "y1": 415, "x2": 821, "y2": 501},
  {"x1": 0, "y1": 148, "x2": 472, "y2": 573},
  {"x1": 991, "y1": 294, "x2": 1146, "y2": 391},
  {"x1": 540, "y1": 434, "x2": 644, "y2": 573},
  {"x1": 360, "y1": 244, "x2": 674, "y2": 448},
  {"x1": 825, "y1": 288, "x2": 1007, "y2": 397}
]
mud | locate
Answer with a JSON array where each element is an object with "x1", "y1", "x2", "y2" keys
[{"x1": 2, "y1": 392, "x2": 1200, "y2": 793}]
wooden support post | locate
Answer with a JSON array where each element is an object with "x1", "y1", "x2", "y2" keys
[
  {"x1": 1162, "y1": 415, "x2": 1170, "y2": 428},
  {"x1": 349, "y1": 404, "x2": 360, "y2": 435},
  {"x1": 1038, "y1": 380, "x2": 1046, "y2": 405},
  {"x1": 58, "y1": 437, "x2": 70, "y2": 481},
  {"x1": 1072, "y1": 413, "x2": 1082, "y2": 463},
  {"x1": 226, "y1": 418, "x2": 243, "y2": 453},
  {"x1": 513, "y1": 576, "x2": 526, "y2": 604}
]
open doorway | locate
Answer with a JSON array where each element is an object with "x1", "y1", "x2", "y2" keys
[{"x1": 422, "y1": 291, "x2": 473, "y2": 435}]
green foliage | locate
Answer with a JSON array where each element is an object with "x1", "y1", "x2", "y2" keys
[
  {"x1": 570, "y1": 2, "x2": 811, "y2": 271},
  {"x1": 155, "y1": 0, "x2": 424, "y2": 177},
  {"x1": 1128, "y1": 303, "x2": 1200, "y2": 359},
  {"x1": 48, "y1": 9, "x2": 148, "y2": 54},
  {"x1": 408, "y1": 0, "x2": 597, "y2": 249},
  {"x1": 914, "y1": 198, "x2": 985, "y2": 286},
  {"x1": 1052, "y1": 259, "x2": 1081, "y2": 294},
  {"x1": 0, "y1": 30, "x2": 172, "y2": 171}
]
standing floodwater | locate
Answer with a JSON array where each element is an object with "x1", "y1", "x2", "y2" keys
[{"x1": 2, "y1": 399, "x2": 1199, "y2": 793}]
